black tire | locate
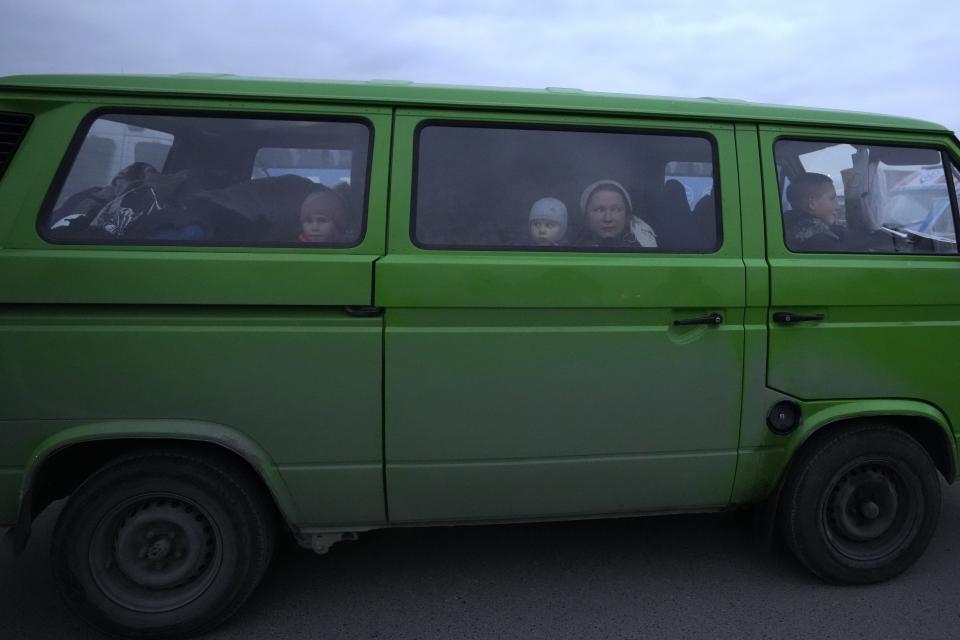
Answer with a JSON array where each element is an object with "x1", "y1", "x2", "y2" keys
[
  {"x1": 51, "y1": 450, "x2": 276, "y2": 639},
  {"x1": 781, "y1": 425, "x2": 941, "y2": 584}
]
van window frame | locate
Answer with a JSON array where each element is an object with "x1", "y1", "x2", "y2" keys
[
  {"x1": 36, "y1": 107, "x2": 376, "y2": 250},
  {"x1": 409, "y1": 119, "x2": 724, "y2": 254},
  {"x1": 772, "y1": 134, "x2": 960, "y2": 256},
  {"x1": 943, "y1": 151, "x2": 960, "y2": 241}
]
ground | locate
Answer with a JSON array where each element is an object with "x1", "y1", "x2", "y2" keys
[{"x1": 3, "y1": 485, "x2": 958, "y2": 639}]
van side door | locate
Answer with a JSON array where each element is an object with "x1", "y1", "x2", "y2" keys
[{"x1": 379, "y1": 109, "x2": 747, "y2": 523}]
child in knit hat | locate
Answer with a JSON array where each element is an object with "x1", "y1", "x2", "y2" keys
[{"x1": 528, "y1": 197, "x2": 568, "y2": 246}]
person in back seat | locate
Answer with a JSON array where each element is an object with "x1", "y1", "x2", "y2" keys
[
  {"x1": 298, "y1": 188, "x2": 347, "y2": 243},
  {"x1": 578, "y1": 180, "x2": 657, "y2": 248},
  {"x1": 527, "y1": 197, "x2": 568, "y2": 246}
]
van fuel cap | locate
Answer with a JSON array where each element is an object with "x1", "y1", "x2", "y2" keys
[{"x1": 767, "y1": 401, "x2": 801, "y2": 434}]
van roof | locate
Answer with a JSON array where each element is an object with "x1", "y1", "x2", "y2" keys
[{"x1": 0, "y1": 73, "x2": 948, "y2": 133}]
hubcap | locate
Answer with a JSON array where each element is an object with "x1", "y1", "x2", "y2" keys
[
  {"x1": 90, "y1": 494, "x2": 222, "y2": 613},
  {"x1": 861, "y1": 501, "x2": 880, "y2": 520},
  {"x1": 821, "y1": 460, "x2": 921, "y2": 562},
  {"x1": 113, "y1": 499, "x2": 215, "y2": 589},
  {"x1": 829, "y1": 467, "x2": 898, "y2": 542}
]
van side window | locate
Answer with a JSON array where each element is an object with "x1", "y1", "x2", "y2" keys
[
  {"x1": 42, "y1": 114, "x2": 370, "y2": 247},
  {"x1": 775, "y1": 139, "x2": 958, "y2": 255},
  {"x1": 413, "y1": 124, "x2": 720, "y2": 252}
]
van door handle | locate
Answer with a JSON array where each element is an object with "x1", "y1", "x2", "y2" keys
[
  {"x1": 773, "y1": 311, "x2": 824, "y2": 324},
  {"x1": 673, "y1": 313, "x2": 723, "y2": 326},
  {"x1": 344, "y1": 305, "x2": 384, "y2": 318}
]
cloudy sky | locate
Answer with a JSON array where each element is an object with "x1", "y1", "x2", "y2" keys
[{"x1": 2, "y1": 0, "x2": 958, "y2": 131}]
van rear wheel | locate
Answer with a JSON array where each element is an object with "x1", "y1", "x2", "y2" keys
[
  {"x1": 51, "y1": 450, "x2": 275, "y2": 639},
  {"x1": 781, "y1": 425, "x2": 940, "y2": 584}
]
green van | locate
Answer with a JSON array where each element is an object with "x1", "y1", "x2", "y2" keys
[{"x1": 1, "y1": 74, "x2": 958, "y2": 638}]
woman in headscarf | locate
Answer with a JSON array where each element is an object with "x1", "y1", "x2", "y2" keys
[{"x1": 579, "y1": 179, "x2": 657, "y2": 248}]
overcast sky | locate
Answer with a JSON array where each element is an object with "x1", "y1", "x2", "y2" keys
[{"x1": 2, "y1": 0, "x2": 957, "y2": 131}]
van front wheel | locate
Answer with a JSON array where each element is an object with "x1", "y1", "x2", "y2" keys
[
  {"x1": 51, "y1": 450, "x2": 275, "y2": 639},
  {"x1": 781, "y1": 425, "x2": 940, "y2": 584}
]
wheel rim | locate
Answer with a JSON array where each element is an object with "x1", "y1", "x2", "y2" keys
[
  {"x1": 89, "y1": 493, "x2": 222, "y2": 613},
  {"x1": 821, "y1": 459, "x2": 922, "y2": 562}
]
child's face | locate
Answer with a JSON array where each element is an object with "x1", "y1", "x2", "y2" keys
[
  {"x1": 300, "y1": 193, "x2": 344, "y2": 242},
  {"x1": 808, "y1": 184, "x2": 838, "y2": 224},
  {"x1": 301, "y1": 212, "x2": 337, "y2": 242},
  {"x1": 530, "y1": 219, "x2": 563, "y2": 245}
]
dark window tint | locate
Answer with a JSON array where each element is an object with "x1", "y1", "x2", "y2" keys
[
  {"x1": 44, "y1": 114, "x2": 370, "y2": 247},
  {"x1": 414, "y1": 125, "x2": 719, "y2": 252},
  {"x1": 775, "y1": 139, "x2": 957, "y2": 255}
]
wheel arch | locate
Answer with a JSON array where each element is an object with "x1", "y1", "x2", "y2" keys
[
  {"x1": 785, "y1": 402, "x2": 956, "y2": 485},
  {"x1": 749, "y1": 400, "x2": 955, "y2": 548},
  {"x1": 12, "y1": 420, "x2": 301, "y2": 551}
]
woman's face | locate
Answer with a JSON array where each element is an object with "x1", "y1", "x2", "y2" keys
[{"x1": 585, "y1": 188, "x2": 628, "y2": 239}]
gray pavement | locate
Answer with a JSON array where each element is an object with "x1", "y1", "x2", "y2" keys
[{"x1": 3, "y1": 485, "x2": 960, "y2": 640}]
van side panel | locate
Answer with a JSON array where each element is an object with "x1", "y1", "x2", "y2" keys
[
  {"x1": 0, "y1": 307, "x2": 385, "y2": 526},
  {"x1": 760, "y1": 126, "x2": 960, "y2": 443},
  {"x1": 0, "y1": 95, "x2": 393, "y2": 528},
  {"x1": 384, "y1": 307, "x2": 744, "y2": 521}
]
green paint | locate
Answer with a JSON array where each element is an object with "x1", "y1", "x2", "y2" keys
[
  {"x1": 1, "y1": 74, "x2": 945, "y2": 132},
  {"x1": 0, "y1": 75, "x2": 957, "y2": 533}
]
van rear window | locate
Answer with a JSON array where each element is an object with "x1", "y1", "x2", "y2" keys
[
  {"x1": 42, "y1": 113, "x2": 371, "y2": 247},
  {"x1": 413, "y1": 124, "x2": 720, "y2": 253}
]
